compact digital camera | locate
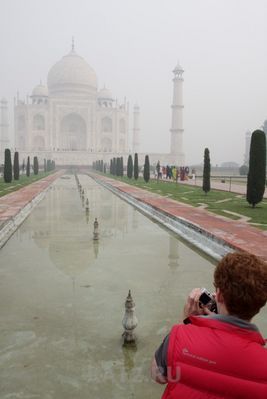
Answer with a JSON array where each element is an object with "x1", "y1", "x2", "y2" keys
[{"x1": 199, "y1": 288, "x2": 217, "y2": 313}]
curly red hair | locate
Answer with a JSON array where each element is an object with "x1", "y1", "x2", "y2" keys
[{"x1": 214, "y1": 252, "x2": 267, "y2": 320}]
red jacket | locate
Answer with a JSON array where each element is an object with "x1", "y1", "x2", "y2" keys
[{"x1": 162, "y1": 316, "x2": 267, "y2": 399}]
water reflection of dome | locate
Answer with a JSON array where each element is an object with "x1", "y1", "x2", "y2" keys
[
  {"x1": 59, "y1": 204, "x2": 84, "y2": 223},
  {"x1": 32, "y1": 230, "x2": 50, "y2": 249},
  {"x1": 49, "y1": 239, "x2": 97, "y2": 278}
]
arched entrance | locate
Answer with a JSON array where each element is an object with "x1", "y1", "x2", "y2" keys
[
  {"x1": 33, "y1": 135, "x2": 45, "y2": 150},
  {"x1": 60, "y1": 113, "x2": 87, "y2": 150}
]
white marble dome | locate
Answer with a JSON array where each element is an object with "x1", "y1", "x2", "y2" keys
[
  {"x1": 98, "y1": 87, "x2": 113, "y2": 100},
  {"x1": 47, "y1": 49, "x2": 97, "y2": 96},
  {"x1": 32, "y1": 84, "x2": 48, "y2": 97}
]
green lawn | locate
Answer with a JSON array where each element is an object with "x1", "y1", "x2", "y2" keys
[
  {"x1": 104, "y1": 174, "x2": 267, "y2": 230},
  {"x1": 0, "y1": 172, "x2": 54, "y2": 198}
]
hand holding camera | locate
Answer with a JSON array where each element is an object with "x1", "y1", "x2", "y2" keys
[
  {"x1": 183, "y1": 287, "x2": 217, "y2": 319},
  {"x1": 198, "y1": 288, "x2": 217, "y2": 313}
]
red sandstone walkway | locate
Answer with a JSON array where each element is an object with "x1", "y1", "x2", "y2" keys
[
  {"x1": 181, "y1": 178, "x2": 267, "y2": 198},
  {"x1": 93, "y1": 174, "x2": 267, "y2": 262},
  {"x1": 0, "y1": 171, "x2": 64, "y2": 228}
]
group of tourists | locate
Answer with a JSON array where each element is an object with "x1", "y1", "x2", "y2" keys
[{"x1": 155, "y1": 163, "x2": 191, "y2": 181}]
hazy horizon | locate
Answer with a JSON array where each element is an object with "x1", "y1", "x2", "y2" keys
[{"x1": 1, "y1": 0, "x2": 267, "y2": 165}]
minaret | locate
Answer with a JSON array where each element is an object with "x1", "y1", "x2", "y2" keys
[
  {"x1": 71, "y1": 36, "x2": 75, "y2": 52},
  {"x1": 132, "y1": 104, "x2": 140, "y2": 154},
  {"x1": 170, "y1": 62, "x2": 185, "y2": 165},
  {"x1": 0, "y1": 98, "x2": 9, "y2": 153}
]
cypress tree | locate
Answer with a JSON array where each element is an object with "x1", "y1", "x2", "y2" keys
[
  {"x1": 202, "y1": 148, "x2": 210, "y2": 194},
  {"x1": 134, "y1": 153, "x2": 139, "y2": 180},
  {"x1": 246, "y1": 129, "x2": 266, "y2": 208},
  {"x1": 33, "y1": 156, "x2": 39, "y2": 175},
  {"x1": 44, "y1": 159, "x2": 47, "y2": 172},
  {"x1": 143, "y1": 155, "x2": 150, "y2": 183},
  {"x1": 13, "y1": 151, "x2": 20, "y2": 180},
  {"x1": 120, "y1": 157, "x2": 124, "y2": 177},
  {"x1": 110, "y1": 159, "x2": 113, "y2": 174},
  {"x1": 4, "y1": 148, "x2": 12, "y2": 183},
  {"x1": 127, "y1": 155, "x2": 133, "y2": 178},
  {"x1": 116, "y1": 157, "x2": 120, "y2": 176},
  {"x1": 26, "y1": 156, "x2": 30, "y2": 177},
  {"x1": 156, "y1": 160, "x2": 160, "y2": 182}
]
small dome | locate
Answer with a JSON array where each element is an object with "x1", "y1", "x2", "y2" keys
[
  {"x1": 32, "y1": 84, "x2": 48, "y2": 97},
  {"x1": 47, "y1": 49, "x2": 97, "y2": 96},
  {"x1": 98, "y1": 87, "x2": 113, "y2": 100}
]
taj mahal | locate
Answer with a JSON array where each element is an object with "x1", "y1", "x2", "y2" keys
[{"x1": 1, "y1": 41, "x2": 185, "y2": 166}]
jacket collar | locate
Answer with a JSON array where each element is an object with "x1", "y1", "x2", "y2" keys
[{"x1": 189, "y1": 315, "x2": 266, "y2": 346}]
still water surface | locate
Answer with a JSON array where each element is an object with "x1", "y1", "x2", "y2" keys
[{"x1": 0, "y1": 174, "x2": 266, "y2": 399}]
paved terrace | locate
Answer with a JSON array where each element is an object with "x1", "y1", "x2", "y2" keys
[
  {"x1": 93, "y1": 174, "x2": 267, "y2": 262},
  {"x1": 181, "y1": 177, "x2": 267, "y2": 198},
  {"x1": 0, "y1": 171, "x2": 64, "y2": 230}
]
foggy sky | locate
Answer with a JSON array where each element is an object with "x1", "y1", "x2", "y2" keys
[{"x1": 1, "y1": 0, "x2": 267, "y2": 165}]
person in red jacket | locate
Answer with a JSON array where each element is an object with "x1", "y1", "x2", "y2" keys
[{"x1": 151, "y1": 252, "x2": 267, "y2": 398}]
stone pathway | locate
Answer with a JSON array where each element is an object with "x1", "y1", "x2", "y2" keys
[
  {"x1": 222, "y1": 210, "x2": 251, "y2": 223},
  {"x1": 181, "y1": 178, "x2": 267, "y2": 198},
  {"x1": 0, "y1": 171, "x2": 64, "y2": 229},
  {"x1": 93, "y1": 174, "x2": 267, "y2": 262},
  {"x1": 215, "y1": 198, "x2": 235, "y2": 204}
]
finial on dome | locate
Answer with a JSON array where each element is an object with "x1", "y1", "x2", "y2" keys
[{"x1": 72, "y1": 36, "x2": 75, "y2": 52}]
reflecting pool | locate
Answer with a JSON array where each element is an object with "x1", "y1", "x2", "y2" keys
[{"x1": 0, "y1": 174, "x2": 266, "y2": 399}]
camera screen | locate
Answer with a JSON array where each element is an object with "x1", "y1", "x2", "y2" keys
[{"x1": 199, "y1": 292, "x2": 211, "y2": 305}]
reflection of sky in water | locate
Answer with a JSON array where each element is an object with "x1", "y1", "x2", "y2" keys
[{"x1": 0, "y1": 174, "x2": 266, "y2": 399}]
